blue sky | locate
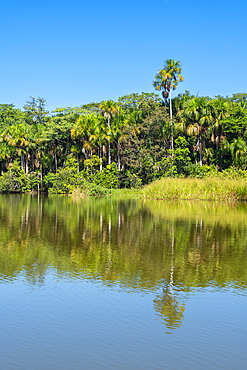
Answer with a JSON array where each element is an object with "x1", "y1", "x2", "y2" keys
[{"x1": 1, "y1": 0, "x2": 246, "y2": 111}]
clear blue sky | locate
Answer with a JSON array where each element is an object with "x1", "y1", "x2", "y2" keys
[{"x1": 1, "y1": 0, "x2": 246, "y2": 111}]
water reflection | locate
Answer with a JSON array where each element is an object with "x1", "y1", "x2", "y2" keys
[
  {"x1": 154, "y1": 281, "x2": 186, "y2": 333},
  {"x1": 0, "y1": 195, "x2": 247, "y2": 332}
]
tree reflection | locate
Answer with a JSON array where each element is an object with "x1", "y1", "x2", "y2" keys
[
  {"x1": 153, "y1": 282, "x2": 186, "y2": 333},
  {"x1": 0, "y1": 195, "x2": 247, "y2": 330},
  {"x1": 153, "y1": 228, "x2": 186, "y2": 333}
]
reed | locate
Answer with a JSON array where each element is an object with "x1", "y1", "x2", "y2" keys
[{"x1": 142, "y1": 177, "x2": 247, "y2": 201}]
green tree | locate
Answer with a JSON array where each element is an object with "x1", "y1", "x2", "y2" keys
[
  {"x1": 1, "y1": 123, "x2": 33, "y2": 173},
  {"x1": 118, "y1": 92, "x2": 162, "y2": 116},
  {"x1": 23, "y1": 97, "x2": 49, "y2": 125},
  {"x1": 153, "y1": 59, "x2": 184, "y2": 151},
  {"x1": 99, "y1": 100, "x2": 119, "y2": 165},
  {"x1": 71, "y1": 113, "x2": 99, "y2": 166},
  {"x1": 210, "y1": 99, "x2": 230, "y2": 150},
  {"x1": 185, "y1": 97, "x2": 212, "y2": 166},
  {"x1": 0, "y1": 104, "x2": 25, "y2": 130}
]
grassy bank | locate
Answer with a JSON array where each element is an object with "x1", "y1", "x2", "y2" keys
[{"x1": 142, "y1": 177, "x2": 247, "y2": 201}]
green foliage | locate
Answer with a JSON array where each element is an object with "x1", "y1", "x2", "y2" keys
[
  {"x1": 85, "y1": 162, "x2": 119, "y2": 189},
  {"x1": 0, "y1": 104, "x2": 26, "y2": 130},
  {"x1": 42, "y1": 172, "x2": 57, "y2": 190},
  {"x1": 1, "y1": 83, "x2": 247, "y2": 193},
  {"x1": 154, "y1": 157, "x2": 178, "y2": 178},
  {"x1": 0, "y1": 161, "x2": 31, "y2": 193},
  {"x1": 28, "y1": 171, "x2": 42, "y2": 191},
  {"x1": 186, "y1": 164, "x2": 218, "y2": 178},
  {"x1": 120, "y1": 171, "x2": 143, "y2": 188},
  {"x1": 153, "y1": 59, "x2": 184, "y2": 95},
  {"x1": 44, "y1": 157, "x2": 81, "y2": 194},
  {"x1": 151, "y1": 137, "x2": 191, "y2": 179},
  {"x1": 78, "y1": 181, "x2": 110, "y2": 196},
  {"x1": 219, "y1": 166, "x2": 247, "y2": 179},
  {"x1": 43, "y1": 156, "x2": 117, "y2": 195},
  {"x1": 172, "y1": 136, "x2": 192, "y2": 174},
  {"x1": 23, "y1": 97, "x2": 49, "y2": 125},
  {"x1": 84, "y1": 155, "x2": 101, "y2": 174},
  {"x1": 118, "y1": 92, "x2": 162, "y2": 115}
]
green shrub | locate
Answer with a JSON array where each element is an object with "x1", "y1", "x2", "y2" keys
[
  {"x1": 44, "y1": 157, "x2": 82, "y2": 194},
  {"x1": 84, "y1": 162, "x2": 119, "y2": 189},
  {"x1": 187, "y1": 164, "x2": 218, "y2": 178},
  {"x1": 119, "y1": 171, "x2": 143, "y2": 188},
  {"x1": 79, "y1": 181, "x2": 110, "y2": 196},
  {"x1": 0, "y1": 161, "x2": 31, "y2": 193},
  {"x1": 172, "y1": 136, "x2": 192, "y2": 175},
  {"x1": 219, "y1": 167, "x2": 247, "y2": 179}
]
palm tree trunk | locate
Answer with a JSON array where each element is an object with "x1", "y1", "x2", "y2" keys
[
  {"x1": 21, "y1": 152, "x2": 24, "y2": 171},
  {"x1": 199, "y1": 152, "x2": 202, "y2": 166},
  {"x1": 108, "y1": 115, "x2": 111, "y2": 165},
  {"x1": 199, "y1": 134, "x2": 202, "y2": 166},
  {"x1": 25, "y1": 153, "x2": 28, "y2": 174},
  {"x1": 63, "y1": 141, "x2": 69, "y2": 168},
  {"x1": 100, "y1": 144, "x2": 103, "y2": 172},
  {"x1": 170, "y1": 89, "x2": 173, "y2": 153},
  {"x1": 55, "y1": 153, "x2": 57, "y2": 173},
  {"x1": 108, "y1": 141, "x2": 111, "y2": 165},
  {"x1": 117, "y1": 142, "x2": 121, "y2": 171}
]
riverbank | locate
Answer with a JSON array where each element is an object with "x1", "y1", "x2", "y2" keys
[
  {"x1": 71, "y1": 176, "x2": 247, "y2": 201},
  {"x1": 141, "y1": 177, "x2": 247, "y2": 201},
  {"x1": 2, "y1": 168, "x2": 247, "y2": 201}
]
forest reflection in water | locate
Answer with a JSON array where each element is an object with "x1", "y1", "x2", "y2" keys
[{"x1": 0, "y1": 194, "x2": 247, "y2": 332}]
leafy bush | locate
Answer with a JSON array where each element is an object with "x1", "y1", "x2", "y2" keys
[
  {"x1": 0, "y1": 161, "x2": 31, "y2": 193},
  {"x1": 187, "y1": 164, "x2": 218, "y2": 178},
  {"x1": 78, "y1": 181, "x2": 110, "y2": 196},
  {"x1": 219, "y1": 166, "x2": 247, "y2": 179},
  {"x1": 152, "y1": 137, "x2": 191, "y2": 179},
  {"x1": 43, "y1": 157, "x2": 113, "y2": 195},
  {"x1": 84, "y1": 162, "x2": 119, "y2": 189},
  {"x1": 172, "y1": 136, "x2": 192, "y2": 175},
  {"x1": 29, "y1": 171, "x2": 42, "y2": 191},
  {"x1": 44, "y1": 157, "x2": 82, "y2": 194}
]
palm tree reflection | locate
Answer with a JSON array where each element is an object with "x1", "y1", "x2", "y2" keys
[
  {"x1": 153, "y1": 227, "x2": 186, "y2": 333},
  {"x1": 153, "y1": 283, "x2": 186, "y2": 333}
]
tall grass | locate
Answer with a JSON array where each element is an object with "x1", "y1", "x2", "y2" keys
[{"x1": 142, "y1": 177, "x2": 247, "y2": 201}]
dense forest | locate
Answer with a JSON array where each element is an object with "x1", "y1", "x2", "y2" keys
[{"x1": 1, "y1": 60, "x2": 247, "y2": 193}]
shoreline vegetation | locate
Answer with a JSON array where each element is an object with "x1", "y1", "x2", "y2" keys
[
  {"x1": 142, "y1": 176, "x2": 247, "y2": 201},
  {"x1": 73, "y1": 173, "x2": 247, "y2": 201},
  {"x1": 2, "y1": 170, "x2": 247, "y2": 201},
  {"x1": 1, "y1": 60, "x2": 247, "y2": 200}
]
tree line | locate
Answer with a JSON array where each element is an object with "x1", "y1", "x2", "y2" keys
[{"x1": 1, "y1": 59, "x2": 247, "y2": 192}]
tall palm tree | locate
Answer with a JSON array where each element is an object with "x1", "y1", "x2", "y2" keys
[
  {"x1": 210, "y1": 99, "x2": 230, "y2": 150},
  {"x1": 1, "y1": 123, "x2": 32, "y2": 173},
  {"x1": 95, "y1": 118, "x2": 108, "y2": 172},
  {"x1": 153, "y1": 59, "x2": 184, "y2": 151},
  {"x1": 71, "y1": 113, "x2": 98, "y2": 161},
  {"x1": 99, "y1": 100, "x2": 119, "y2": 165},
  {"x1": 112, "y1": 108, "x2": 126, "y2": 171},
  {"x1": 0, "y1": 142, "x2": 12, "y2": 173},
  {"x1": 185, "y1": 97, "x2": 212, "y2": 166},
  {"x1": 226, "y1": 137, "x2": 247, "y2": 166}
]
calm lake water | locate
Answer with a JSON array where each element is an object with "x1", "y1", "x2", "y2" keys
[{"x1": 0, "y1": 194, "x2": 246, "y2": 369}]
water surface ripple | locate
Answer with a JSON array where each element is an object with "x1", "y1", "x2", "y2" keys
[{"x1": 0, "y1": 195, "x2": 246, "y2": 369}]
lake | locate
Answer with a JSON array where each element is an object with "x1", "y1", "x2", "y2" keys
[{"x1": 0, "y1": 194, "x2": 246, "y2": 369}]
